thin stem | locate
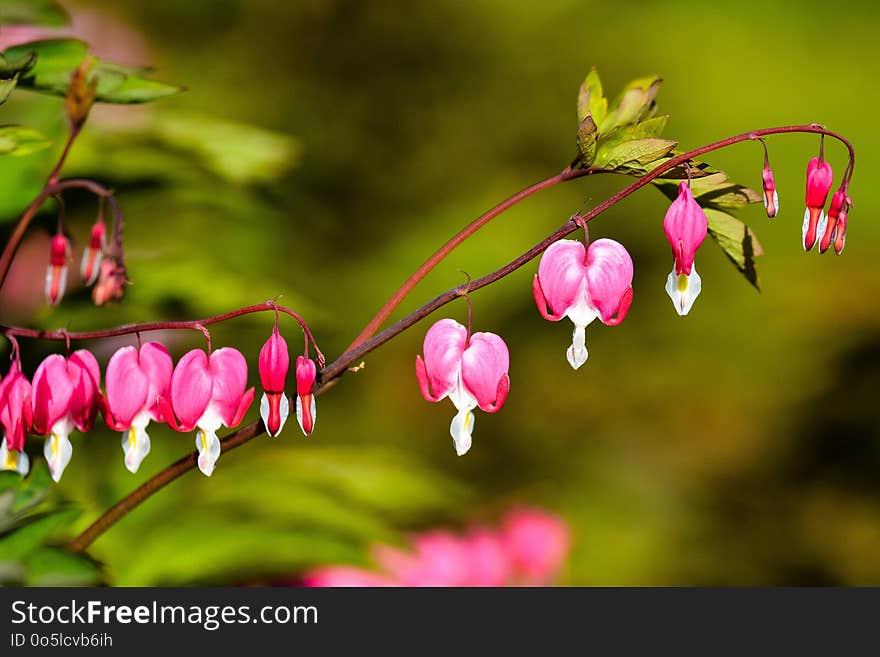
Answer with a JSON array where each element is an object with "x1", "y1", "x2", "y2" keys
[
  {"x1": 46, "y1": 125, "x2": 81, "y2": 187},
  {"x1": 344, "y1": 167, "x2": 594, "y2": 351},
  {"x1": 0, "y1": 178, "x2": 112, "y2": 291},
  {"x1": 67, "y1": 123, "x2": 855, "y2": 553},
  {"x1": 1, "y1": 301, "x2": 323, "y2": 360}
]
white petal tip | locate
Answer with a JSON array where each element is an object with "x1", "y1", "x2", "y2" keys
[
  {"x1": 195, "y1": 430, "x2": 220, "y2": 477},
  {"x1": 665, "y1": 265, "x2": 701, "y2": 316},
  {"x1": 566, "y1": 325, "x2": 588, "y2": 369},
  {"x1": 450, "y1": 409, "x2": 474, "y2": 456},
  {"x1": 121, "y1": 427, "x2": 151, "y2": 474}
]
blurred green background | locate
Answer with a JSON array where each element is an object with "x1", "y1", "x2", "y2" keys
[{"x1": 1, "y1": 0, "x2": 879, "y2": 585}]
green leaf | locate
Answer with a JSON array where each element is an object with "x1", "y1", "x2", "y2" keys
[
  {"x1": 2, "y1": 39, "x2": 183, "y2": 104},
  {"x1": 654, "y1": 171, "x2": 761, "y2": 209},
  {"x1": 577, "y1": 68, "x2": 607, "y2": 126},
  {"x1": 600, "y1": 75, "x2": 661, "y2": 132},
  {"x1": 0, "y1": 0, "x2": 69, "y2": 27},
  {"x1": 705, "y1": 208, "x2": 764, "y2": 290},
  {"x1": 575, "y1": 115, "x2": 598, "y2": 167},
  {"x1": 23, "y1": 547, "x2": 103, "y2": 586},
  {"x1": 0, "y1": 507, "x2": 80, "y2": 561},
  {"x1": 0, "y1": 125, "x2": 52, "y2": 156},
  {"x1": 11, "y1": 461, "x2": 53, "y2": 515},
  {"x1": 593, "y1": 137, "x2": 677, "y2": 170}
]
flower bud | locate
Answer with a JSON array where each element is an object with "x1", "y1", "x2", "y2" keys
[
  {"x1": 761, "y1": 166, "x2": 779, "y2": 218},
  {"x1": 258, "y1": 326, "x2": 290, "y2": 437},
  {"x1": 44, "y1": 234, "x2": 70, "y2": 306},
  {"x1": 803, "y1": 157, "x2": 833, "y2": 251},
  {"x1": 295, "y1": 356, "x2": 317, "y2": 436},
  {"x1": 80, "y1": 220, "x2": 106, "y2": 286},
  {"x1": 92, "y1": 258, "x2": 127, "y2": 306},
  {"x1": 819, "y1": 188, "x2": 846, "y2": 254}
]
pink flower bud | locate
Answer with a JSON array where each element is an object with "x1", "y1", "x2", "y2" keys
[
  {"x1": 533, "y1": 237, "x2": 633, "y2": 369},
  {"x1": 295, "y1": 356, "x2": 317, "y2": 436},
  {"x1": 258, "y1": 326, "x2": 290, "y2": 437},
  {"x1": 762, "y1": 166, "x2": 779, "y2": 218},
  {"x1": 80, "y1": 221, "x2": 106, "y2": 286},
  {"x1": 415, "y1": 319, "x2": 510, "y2": 455},
  {"x1": 158, "y1": 347, "x2": 255, "y2": 476},
  {"x1": 803, "y1": 157, "x2": 833, "y2": 251},
  {"x1": 31, "y1": 350, "x2": 100, "y2": 482},
  {"x1": 663, "y1": 182, "x2": 708, "y2": 316},
  {"x1": 44, "y1": 234, "x2": 70, "y2": 306},
  {"x1": 92, "y1": 258, "x2": 127, "y2": 306},
  {"x1": 834, "y1": 197, "x2": 851, "y2": 255},
  {"x1": 819, "y1": 188, "x2": 846, "y2": 254},
  {"x1": 0, "y1": 361, "x2": 34, "y2": 476},
  {"x1": 99, "y1": 342, "x2": 172, "y2": 473}
]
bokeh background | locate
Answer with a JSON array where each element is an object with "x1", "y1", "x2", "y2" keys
[{"x1": 1, "y1": 0, "x2": 879, "y2": 585}]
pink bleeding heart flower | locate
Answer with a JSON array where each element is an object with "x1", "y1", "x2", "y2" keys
[
  {"x1": 663, "y1": 181, "x2": 708, "y2": 316},
  {"x1": 0, "y1": 361, "x2": 34, "y2": 476},
  {"x1": 98, "y1": 342, "x2": 172, "y2": 473},
  {"x1": 295, "y1": 356, "x2": 317, "y2": 436},
  {"x1": 44, "y1": 233, "x2": 71, "y2": 307},
  {"x1": 502, "y1": 507, "x2": 571, "y2": 585},
  {"x1": 415, "y1": 318, "x2": 510, "y2": 455},
  {"x1": 31, "y1": 350, "x2": 100, "y2": 482},
  {"x1": 762, "y1": 165, "x2": 779, "y2": 218},
  {"x1": 803, "y1": 156, "x2": 834, "y2": 251},
  {"x1": 533, "y1": 236, "x2": 633, "y2": 369},
  {"x1": 258, "y1": 326, "x2": 290, "y2": 437},
  {"x1": 80, "y1": 220, "x2": 106, "y2": 286},
  {"x1": 159, "y1": 347, "x2": 254, "y2": 476}
]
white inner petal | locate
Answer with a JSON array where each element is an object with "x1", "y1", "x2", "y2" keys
[
  {"x1": 817, "y1": 209, "x2": 828, "y2": 244},
  {"x1": 449, "y1": 408, "x2": 475, "y2": 456},
  {"x1": 44, "y1": 426, "x2": 73, "y2": 483},
  {"x1": 121, "y1": 424, "x2": 151, "y2": 474},
  {"x1": 665, "y1": 263, "x2": 702, "y2": 316},
  {"x1": 295, "y1": 394, "x2": 312, "y2": 436},
  {"x1": 1, "y1": 442, "x2": 29, "y2": 476},
  {"x1": 195, "y1": 428, "x2": 221, "y2": 477},
  {"x1": 566, "y1": 325, "x2": 588, "y2": 370},
  {"x1": 563, "y1": 280, "x2": 598, "y2": 370}
]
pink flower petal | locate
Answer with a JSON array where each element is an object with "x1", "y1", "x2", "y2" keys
[
  {"x1": 503, "y1": 507, "x2": 571, "y2": 585},
  {"x1": 170, "y1": 349, "x2": 213, "y2": 430},
  {"x1": 31, "y1": 354, "x2": 74, "y2": 434},
  {"x1": 105, "y1": 346, "x2": 149, "y2": 429},
  {"x1": 418, "y1": 319, "x2": 467, "y2": 401},
  {"x1": 585, "y1": 238, "x2": 634, "y2": 325},
  {"x1": 259, "y1": 328, "x2": 289, "y2": 393},
  {"x1": 461, "y1": 331, "x2": 509, "y2": 411},
  {"x1": 208, "y1": 347, "x2": 249, "y2": 427},
  {"x1": 536, "y1": 239, "x2": 587, "y2": 318},
  {"x1": 139, "y1": 342, "x2": 173, "y2": 422},
  {"x1": 68, "y1": 349, "x2": 100, "y2": 432}
]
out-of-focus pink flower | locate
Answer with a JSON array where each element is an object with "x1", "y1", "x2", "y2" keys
[
  {"x1": 303, "y1": 506, "x2": 571, "y2": 587},
  {"x1": 303, "y1": 567, "x2": 397, "y2": 588},
  {"x1": 44, "y1": 233, "x2": 70, "y2": 307},
  {"x1": 31, "y1": 350, "x2": 100, "y2": 481},
  {"x1": 663, "y1": 181, "x2": 708, "y2": 316},
  {"x1": 502, "y1": 507, "x2": 571, "y2": 585},
  {"x1": 98, "y1": 342, "x2": 172, "y2": 473},
  {"x1": 762, "y1": 166, "x2": 779, "y2": 218},
  {"x1": 803, "y1": 156, "x2": 834, "y2": 251},
  {"x1": 533, "y1": 236, "x2": 633, "y2": 369},
  {"x1": 295, "y1": 356, "x2": 317, "y2": 436},
  {"x1": 415, "y1": 319, "x2": 510, "y2": 455},
  {"x1": 0, "y1": 361, "x2": 34, "y2": 476},
  {"x1": 258, "y1": 326, "x2": 289, "y2": 437},
  {"x1": 834, "y1": 194, "x2": 852, "y2": 255},
  {"x1": 159, "y1": 348, "x2": 254, "y2": 476},
  {"x1": 80, "y1": 220, "x2": 106, "y2": 286}
]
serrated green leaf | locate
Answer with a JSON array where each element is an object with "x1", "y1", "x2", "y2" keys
[
  {"x1": 23, "y1": 547, "x2": 103, "y2": 586},
  {"x1": 2, "y1": 38, "x2": 87, "y2": 75},
  {"x1": 577, "y1": 68, "x2": 607, "y2": 126},
  {"x1": 0, "y1": 507, "x2": 80, "y2": 561},
  {"x1": 655, "y1": 172, "x2": 761, "y2": 209},
  {"x1": 705, "y1": 208, "x2": 763, "y2": 290},
  {"x1": 3, "y1": 38, "x2": 182, "y2": 104},
  {"x1": 600, "y1": 75, "x2": 661, "y2": 132},
  {"x1": 598, "y1": 115, "x2": 668, "y2": 149},
  {"x1": 575, "y1": 115, "x2": 598, "y2": 167},
  {"x1": 593, "y1": 137, "x2": 676, "y2": 170},
  {"x1": 0, "y1": 0, "x2": 69, "y2": 27},
  {"x1": 0, "y1": 124, "x2": 52, "y2": 156}
]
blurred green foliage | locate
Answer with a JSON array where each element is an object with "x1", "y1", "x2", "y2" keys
[{"x1": 0, "y1": 0, "x2": 878, "y2": 585}]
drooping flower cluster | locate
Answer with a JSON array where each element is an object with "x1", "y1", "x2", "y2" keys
[
  {"x1": 303, "y1": 506, "x2": 571, "y2": 587},
  {"x1": 0, "y1": 323, "x2": 319, "y2": 481}
]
